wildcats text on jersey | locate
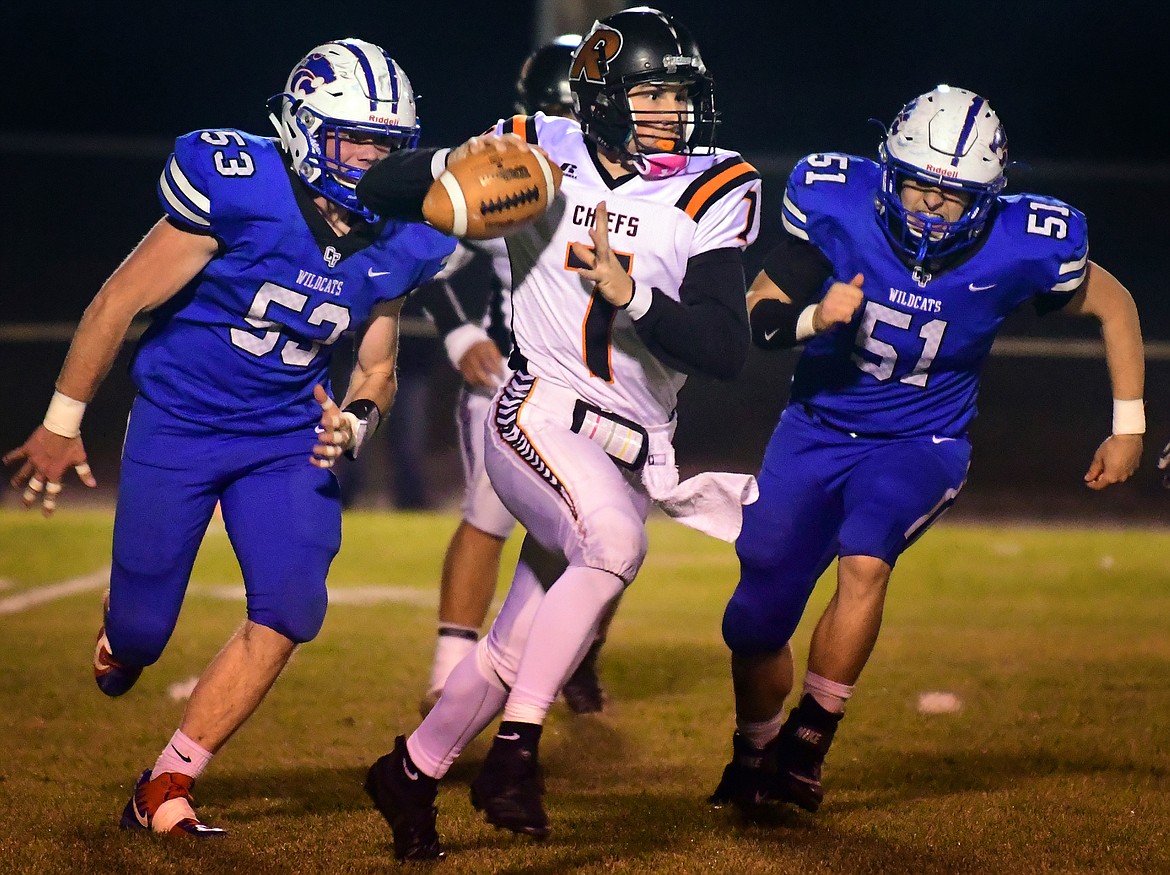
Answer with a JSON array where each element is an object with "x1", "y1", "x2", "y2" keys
[
  {"x1": 296, "y1": 270, "x2": 344, "y2": 296},
  {"x1": 887, "y1": 287, "x2": 941, "y2": 314}
]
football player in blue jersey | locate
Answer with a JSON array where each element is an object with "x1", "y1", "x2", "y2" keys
[
  {"x1": 2, "y1": 39, "x2": 460, "y2": 836},
  {"x1": 710, "y1": 85, "x2": 1145, "y2": 814}
]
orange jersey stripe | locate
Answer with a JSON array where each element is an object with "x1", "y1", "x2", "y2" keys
[{"x1": 682, "y1": 162, "x2": 758, "y2": 220}]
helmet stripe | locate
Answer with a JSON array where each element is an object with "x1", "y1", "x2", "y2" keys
[
  {"x1": 336, "y1": 40, "x2": 379, "y2": 111},
  {"x1": 385, "y1": 55, "x2": 400, "y2": 112},
  {"x1": 952, "y1": 96, "x2": 985, "y2": 167}
]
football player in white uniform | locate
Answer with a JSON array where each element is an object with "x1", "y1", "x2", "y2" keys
[
  {"x1": 355, "y1": 8, "x2": 761, "y2": 859},
  {"x1": 413, "y1": 35, "x2": 618, "y2": 719}
]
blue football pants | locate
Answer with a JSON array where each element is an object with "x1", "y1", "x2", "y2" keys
[{"x1": 107, "y1": 395, "x2": 341, "y2": 667}]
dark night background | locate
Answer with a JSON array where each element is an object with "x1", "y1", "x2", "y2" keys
[{"x1": 2, "y1": 1, "x2": 1169, "y2": 518}]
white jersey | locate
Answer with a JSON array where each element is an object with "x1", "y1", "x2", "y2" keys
[{"x1": 495, "y1": 113, "x2": 761, "y2": 427}]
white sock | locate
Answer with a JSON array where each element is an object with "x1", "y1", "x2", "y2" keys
[
  {"x1": 804, "y1": 671, "x2": 854, "y2": 715},
  {"x1": 408, "y1": 640, "x2": 508, "y2": 779},
  {"x1": 503, "y1": 566, "x2": 624, "y2": 725},
  {"x1": 152, "y1": 729, "x2": 213, "y2": 780},
  {"x1": 428, "y1": 625, "x2": 478, "y2": 693},
  {"x1": 736, "y1": 711, "x2": 784, "y2": 749}
]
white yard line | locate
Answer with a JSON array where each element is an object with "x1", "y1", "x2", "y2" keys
[
  {"x1": 190, "y1": 584, "x2": 436, "y2": 607},
  {"x1": 0, "y1": 571, "x2": 432, "y2": 617},
  {"x1": 0, "y1": 566, "x2": 109, "y2": 616}
]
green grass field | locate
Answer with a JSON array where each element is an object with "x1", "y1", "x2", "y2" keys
[{"x1": 2, "y1": 509, "x2": 1168, "y2": 874}]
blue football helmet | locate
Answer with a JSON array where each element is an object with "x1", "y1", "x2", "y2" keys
[
  {"x1": 269, "y1": 39, "x2": 420, "y2": 220},
  {"x1": 877, "y1": 85, "x2": 1008, "y2": 266}
]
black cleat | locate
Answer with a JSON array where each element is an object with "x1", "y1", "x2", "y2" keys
[
  {"x1": 364, "y1": 736, "x2": 445, "y2": 861},
  {"x1": 771, "y1": 695, "x2": 843, "y2": 813},
  {"x1": 562, "y1": 640, "x2": 607, "y2": 715},
  {"x1": 708, "y1": 731, "x2": 772, "y2": 809},
  {"x1": 469, "y1": 737, "x2": 550, "y2": 839}
]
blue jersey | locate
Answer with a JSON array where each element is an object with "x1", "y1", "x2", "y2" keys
[
  {"x1": 781, "y1": 154, "x2": 1087, "y2": 438},
  {"x1": 133, "y1": 129, "x2": 455, "y2": 434}
]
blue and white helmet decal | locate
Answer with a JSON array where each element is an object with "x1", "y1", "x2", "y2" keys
[{"x1": 269, "y1": 39, "x2": 420, "y2": 220}]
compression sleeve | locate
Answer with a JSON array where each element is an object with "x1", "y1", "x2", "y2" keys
[
  {"x1": 761, "y1": 232, "x2": 834, "y2": 307},
  {"x1": 629, "y1": 247, "x2": 749, "y2": 380},
  {"x1": 356, "y1": 147, "x2": 447, "y2": 222}
]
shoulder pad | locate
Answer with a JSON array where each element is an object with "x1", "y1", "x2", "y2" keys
[
  {"x1": 502, "y1": 114, "x2": 541, "y2": 145},
  {"x1": 675, "y1": 155, "x2": 760, "y2": 223}
]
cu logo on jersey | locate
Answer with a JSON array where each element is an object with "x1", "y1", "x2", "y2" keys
[
  {"x1": 290, "y1": 53, "x2": 336, "y2": 96},
  {"x1": 323, "y1": 246, "x2": 341, "y2": 268},
  {"x1": 570, "y1": 26, "x2": 623, "y2": 84}
]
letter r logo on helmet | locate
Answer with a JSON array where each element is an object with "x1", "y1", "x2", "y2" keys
[{"x1": 570, "y1": 26, "x2": 623, "y2": 85}]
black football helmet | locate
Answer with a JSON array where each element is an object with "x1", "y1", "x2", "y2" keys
[
  {"x1": 516, "y1": 34, "x2": 580, "y2": 116},
  {"x1": 569, "y1": 6, "x2": 717, "y2": 177}
]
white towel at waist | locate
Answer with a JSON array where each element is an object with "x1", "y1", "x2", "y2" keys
[{"x1": 640, "y1": 429, "x2": 758, "y2": 543}]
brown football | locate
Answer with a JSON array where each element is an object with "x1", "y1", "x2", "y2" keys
[{"x1": 422, "y1": 141, "x2": 563, "y2": 240}]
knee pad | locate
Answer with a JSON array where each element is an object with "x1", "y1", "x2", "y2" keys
[
  {"x1": 248, "y1": 584, "x2": 328, "y2": 645},
  {"x1": 578, "y1": 505, "x2": 647, "y2": 582},
  {"x1": 721, "y1": 575, "x2": 809, "y2": 656},
  {"x1": 107, "y1": 597, "x2": 176, "y2": 667}
]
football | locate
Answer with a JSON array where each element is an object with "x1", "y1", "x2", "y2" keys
[{"x1": 423, "y1": 141, "x2": 562, "y2": 240}]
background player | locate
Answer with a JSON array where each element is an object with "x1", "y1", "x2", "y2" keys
[
  {"x1": 710, "y1": 85, "x2": 1144, "y2": 815},
  {"x1": 3, "y1": 39, "x2": 456, "y2": 835},
  {"x1": 357, "y1": 8, "x2": 761, "y2": 859},
  {"x1": 414, "y1": 34, "x2": 616, "y2": 718}
]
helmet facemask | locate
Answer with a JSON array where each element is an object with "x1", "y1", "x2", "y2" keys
[
  {"x1": 877, "y1": 148, "x2": 1005, "y2": 265},
  {"x1": 587, "y1": 71, "x2": 716, "y2": 179}
]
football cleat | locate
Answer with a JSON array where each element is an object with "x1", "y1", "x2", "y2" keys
[
  {"x1": 708, "y1": 731, "x2": 773, "y2": 809},
  {"x1": 469, "y1": 738, "x2": 550, "y2": 839},
  {"x1": 770, "y1": 695, "x2": 844, "y2": 813},
  {"x1": 119, "y1": 769, "x2": 226, "y2": 837},
  {"x1": 364, "y1": 736, "x2": 444, "y2": 861},
  {"x1": 562, "y1": 640, "x2": 607, "y2": 715},
  {"x1": 94, "y1": 591, "x2": 142, "y2": 697}
]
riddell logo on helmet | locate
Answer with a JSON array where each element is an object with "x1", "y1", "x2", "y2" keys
[
  {"x1": 925, "y1": 164, "x2": 960, "y2": 178},
  {"x1": 367, "y1": 115, "x2": 397, "y2": 124}
]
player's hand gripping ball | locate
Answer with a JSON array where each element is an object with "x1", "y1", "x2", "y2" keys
[{"x1": 424, "y1": 136, "x2": 562, "y2": 239}]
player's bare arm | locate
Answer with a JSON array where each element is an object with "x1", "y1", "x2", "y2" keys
[
  {"x1": 3, "y1": 219, "x2": 217, "y2": 514},
  {"x1": 311, "y1": 297, "x2": 404, "y2": 468},
  {"x1": 1061, "y1": 260, "x2": 1145, "y2": 489},
  {"x1": 570, "y1": 200, "x2": 635, "y2": 307}
]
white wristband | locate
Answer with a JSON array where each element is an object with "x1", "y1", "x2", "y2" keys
[
  {"x1": 623, "y1": 279, "x2": 654, "y2": 321},
  {"x1": 795, "y1": 304, "x2": 818, "y2": 342},
  {"x1": 43, "y1": 390, "x2": 86, "y2": 438},
  {"x1": 1112, "y1": 398, "x2": 1145, "y2": 435},
  {"x1": 443, "y1": 323, "x2": 493, "y2": 370}
]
